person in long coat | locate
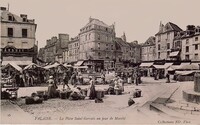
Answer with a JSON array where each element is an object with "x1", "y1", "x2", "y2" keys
[
  {"x1": 63, "y1": 72, "x2": 70, "y2": 89},
  {"x1": 87, "y1": 76, "x2": 96, "y2": 99},
  {"x1": 47, "y1": 76, "x2": 57, "y2": 98}
]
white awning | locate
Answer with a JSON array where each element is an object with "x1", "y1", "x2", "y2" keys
[
  {"x1": 152, "y1": 63, "x2": 173, "y2": 69},
  {"x1": 44, "y1": 62, "x2": 60, "y2": 69},
  {"x1": 140, "y1": 62, "x2": 153, "y2": 67},
  {"x1": 2, "y1": 61, "x2": 32, "y2": 66},
  {"x1": 169, "y1": 51, "x2": 179, "y2": 57},
  {"x1": 175, "y1": 71, "x2": 195, "y2": 75},
  {"x1": 3, "y1": 62, "x2": 22, "y2": 72},
  {"x1": 73, "y1": 66, "x2": 88, "y2": 69},
  {"x1": 74, "y1": 61, "x2": 84, "y2": 66}
]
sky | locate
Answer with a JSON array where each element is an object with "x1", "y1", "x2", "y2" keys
[{"x1": 1, "y1": 0, "x2": 200, "y2": 48}]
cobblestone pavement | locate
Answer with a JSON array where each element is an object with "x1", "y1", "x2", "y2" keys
[{"x1": 1, "y1": 77, "x2": 199, "y2": 124}]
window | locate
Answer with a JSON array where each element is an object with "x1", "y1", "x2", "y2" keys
[
  {"x1": 158, "y1": 44, "x2": 160, "y2": 50},
  {"x1": 98, "y1": 43, "x2": 100, "y2": 49},
  {"x1": 167, "y1": 51, "x2": 170, "y2": 57},
  {"x1": 111, "y1": 45, "x2": 113, "y2": 50},
  {"x1": 158, "y1": 52, "x2": 160, "y2": 59},
  {"x1": 186, "y1": 39, "x2": 189, "y2": 44},
  {"x1": 195, "y1": 37, "x2": 198, "y2": 41},
  {"x1": 98, "y1": 52, "x2": 101, "y2": 57},
  {"x1": 167, "y1": 43, "x2": 170, "y2": 49},
  {"x1": 85, "y1": 35, "x2": 87, "y2": 41},
  {"x1": 8, "y1": 15, "x2": 13, "y2": 21},
  {"x1": 8, "y1": 28, "x2": 13, "y2": 37},
  {"x1": 194, "y1": 54, "x2": 198, "y2": 60},
  {"x1": 195, "y1": 44, "x2": 198, "y2": 50},
  {"x1": 186, "y1": 46, "x2": 189, "y2": 52},
  {"x1": 23, "y1": 18, "x2": 27, "y2": 22},
  {"x1": 22, "y1": 29, "x2": 27, "y2": 38},
  {"x1": 88, "y1": 34, "x2": 91, "y2": 40},
  {"x1": 97, "y1": 34, "x2": 100, "y2": 40},
  {"x1": 185, "y1": 55, "x2": 189, "y2": 60}
]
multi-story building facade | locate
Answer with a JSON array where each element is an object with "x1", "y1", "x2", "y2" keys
[
  {"x1": 128, "y1": 41, "x2": 141, "y2": 64},
  {"x1": 67, "y1": 36, "x2": 79, "y2": 63},
  {"x1": 174, "y1": 25, "x2": 200, "y2": 61},
  {"x1": 141, "y1": 36, "x2": 156, "y2": 61},
  {"x1": 155, "y1": 22, "x2": 182, "y2": 60},
  {"x1": 78, "y1": 18, "x2": 116, "y2": 71},
  {"x1": 42, "y1": 34, "x2": 69, "y2": 63},
  {"x1": 1, "y1": 7, "x2": 37, "y2": 67}
]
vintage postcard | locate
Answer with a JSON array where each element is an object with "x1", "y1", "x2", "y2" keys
[{"x1": 1, "y1": 0, "x2": 200, "y2": 124}]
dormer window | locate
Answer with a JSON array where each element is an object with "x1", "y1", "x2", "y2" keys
[
  {"x1": 8, "y1": 15, "x2": 14, "y2": 21},
  {"x1": 23, "y1": 18, "x2": 27, "y2": 22}
]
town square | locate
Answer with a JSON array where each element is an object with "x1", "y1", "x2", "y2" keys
[{"x1": 1, "y1": 0, "x2": 200, "y2": 124}]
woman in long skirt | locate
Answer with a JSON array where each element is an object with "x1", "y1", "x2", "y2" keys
[
  {"x1": 87, "y1": 76, "x2": 96, "y2": 99},
  {"x1": 47, "y1": 76, "x2": 57, "y2": 98}
]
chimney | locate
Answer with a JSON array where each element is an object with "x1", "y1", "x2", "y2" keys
[
  {"x1": 187, "y1": 25, "x2": 195, "y2": 31},
  {"x1": 0, "y1": 7, "x2": 7, "y2": 11},
  {"x1": 89, "y1": 17, "x2": 93, "y2": 22}
]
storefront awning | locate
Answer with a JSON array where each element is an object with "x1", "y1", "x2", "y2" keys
[
  {"x1": 74, "y1": 61, "x2": 84, "y2": 66},
  {"x1": 152, "y1": 63, "x2": 173, "y2": 69},
  {"x1": 140, "y1": 62, "x2": 153, "y2": 67},
  {"x1": 169, "y1": 51, "x2": 179, "y2": 57},
  {"x1": 2, "y1": 61, "x2": 32, "y2": 66}
]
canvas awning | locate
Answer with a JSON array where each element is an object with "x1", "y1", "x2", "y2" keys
[
  {"x1": 179, "y1": 64, "x2": 199, "y2": 70},
  {"x1": 169, "y1": 51, "x2": 179, "y2": 57},
  {"x1": 3, "y1": 62, "x2": 22, "y2": 72},
  {"x1": 175, "y1": 71, "x2": 195, "y2": 75},
  {"x1": 2, "y1": 61, "x2": 32, "y2": 66},
  {"x1": 140, "y1": 62, "x2": 153, "y2": 67},
  {"x1": 152, "y1": 63, "x2": 173, "y2": 69},
  {"x1": 44, "y1": 62, "x2": 60, "y2": 69},
  {"x1": 73, "y1": 66, "x2": 88, "y2": 69},
  {"x1": 24, "y1": 63, "x2": 46, "y2": 70},
  {"x1": 74, "y1": 61, "x2": 84, "y2": 66},
  {"x1": 63, "y1": 63, "x2": 73, "y2": 68}
]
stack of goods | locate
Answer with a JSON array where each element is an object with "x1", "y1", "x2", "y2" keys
[
  {"x1": 96, "y1": 90, "x2": 104, "y2": 99},
  {"x1": 25, "y1": 93, "x2": 44, "y2": 105},
  {"x1": 1, "y1": 91, "x2": 10, "y2": 99},
  {"x1": 132, "y1": 89, "x2": 142, "y2": 98},
  {"x1": 81, "y1": 88, "x2": 88, "y2": 96},
  {"x1": 59, "y1": 89, "x2": 72, "y2": 99},
  {"x1": 128, "y1": 98, "x2": 135, "y2": 106},
  {"x1": 37, "y1": 91, "x2": 48, "y2": 101}
]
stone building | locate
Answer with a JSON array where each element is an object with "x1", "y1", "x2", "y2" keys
[
  {"x1": 42, "y1": 34, "x2": 69, "y2": 63},
  {"x1": 77, "y1": 18, "x2": 116, "y2": 71},
  {"x1": 141, "y1": 36, "x2": 156, "y2": 61},
  {"x1": 174, "y1": 25, "x2": 200, "y2": 61},
  {"x1": 1, "y1": 7, "x2": 37, "y2": 66},
  {"x1": 155, "y1": 22, "x2": 182, "y2": 60},
  {"x1": 66, "y1": 36, "x2": 79, "y2": 63},
  {"x1": 128, "y1": 41, "x2": 141, "y2": 64}
]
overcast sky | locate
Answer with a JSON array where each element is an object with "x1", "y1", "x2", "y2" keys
[{"x1": 1, "y1": 0, "x2": 200, "y2": 48}]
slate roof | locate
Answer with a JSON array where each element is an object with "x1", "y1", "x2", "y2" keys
[
  {"x1": 156, "y1": 22, "x2": 182, "y2": 35},
  {"x1": 1, "y1": 10, "x2": 35, "y2": 24},
  {"x1": 83, "y1": 18, "x2": 110, "y2": 28}
]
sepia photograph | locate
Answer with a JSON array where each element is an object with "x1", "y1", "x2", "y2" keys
[{"x1": 0, "y1": 0, "x2": 200, "y2": 124}]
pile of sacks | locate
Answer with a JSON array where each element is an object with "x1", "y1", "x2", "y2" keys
[
  {"x1": 25, "y1": 91, "x2": 48, "y2": 105},
  {"x1": 60, "y1": 87, "x2": 85, "y2": 100}
]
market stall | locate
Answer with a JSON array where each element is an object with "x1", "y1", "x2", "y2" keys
[{"x1": 1, "y1": 63, "x2": 22, "y2": 87}]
